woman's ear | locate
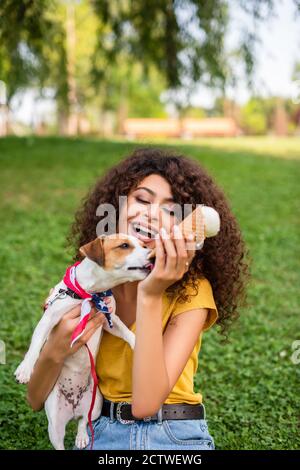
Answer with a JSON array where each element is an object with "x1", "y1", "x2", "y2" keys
[{"x1": 79, "y1": 236, "x2": 106, "y2": 266}]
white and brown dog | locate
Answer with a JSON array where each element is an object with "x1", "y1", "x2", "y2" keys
[{"x1": 14, "y1": 233, "x2": 153, "y2": 450}]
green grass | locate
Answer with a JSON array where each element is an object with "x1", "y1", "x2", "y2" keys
[{"x1": 0, "y1": 136, "x2": 299, "y2": 450}]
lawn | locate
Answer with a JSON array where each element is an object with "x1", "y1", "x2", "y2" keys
[{"x1": 0, "y1": 136, "x2": 299, "y2": 450}]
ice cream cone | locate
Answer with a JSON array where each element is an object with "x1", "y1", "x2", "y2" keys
[{"x1": 147, "y1": 205, "x2": 220, "y2": 259}]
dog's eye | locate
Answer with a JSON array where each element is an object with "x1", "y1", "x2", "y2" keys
[{"x1": 119, "y1": 243, "x2": 130, "y2": 249}]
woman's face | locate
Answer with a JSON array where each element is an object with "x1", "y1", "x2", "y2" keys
[{"x1": 118, "y1": 174, "x2": 178, "y2": 250}]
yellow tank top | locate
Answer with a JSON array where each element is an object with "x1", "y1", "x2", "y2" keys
[{"x1": 96, "y1": 277, "x2": 218, "y2": 405}]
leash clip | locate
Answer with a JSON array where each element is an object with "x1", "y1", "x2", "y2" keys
[{"x1": 46, "y1": 288, "x2": 67, "y2": 307}]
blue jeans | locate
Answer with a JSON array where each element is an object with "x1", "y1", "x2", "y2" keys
[{"x1": 75, "y1": 400, "x2": 215, "y2": 450}]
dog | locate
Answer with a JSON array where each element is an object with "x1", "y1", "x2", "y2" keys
[{"x1": 14, "y1": 233, "x2": 153, "y2": 450}]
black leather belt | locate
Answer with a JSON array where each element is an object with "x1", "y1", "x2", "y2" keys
[{"x1": 101, "y1": 399, "x2": 205, "y2": 424}]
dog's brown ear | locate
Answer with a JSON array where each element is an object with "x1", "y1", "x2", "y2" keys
[{"x1": 79, "y1": 236, "x2": 105, "y2": 266}]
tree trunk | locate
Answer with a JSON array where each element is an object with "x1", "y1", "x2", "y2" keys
[
  {"x1": 65, "y1": 2, "x2": 79, "y2": 135},
  {"x1": 116, "y1": 80, "x2": 128, "y2": 135},
  {"x1": 57, "y1": 108, "x2": 69, "y2": 135},
  {"x1": 0, "y1": 105, "x2": 10, "y2": 136},
  {"x1": 273, "y1": 98, "x2": 288, "y2": 136}
]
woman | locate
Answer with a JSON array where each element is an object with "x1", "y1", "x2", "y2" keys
[{"x1": 26, "y1": 147, "x2": 250, "y2": 450}]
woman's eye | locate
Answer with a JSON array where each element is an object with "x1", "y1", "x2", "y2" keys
[
  {"x1": 135, "y1": 197, "x2": 149, "y2": 204},
  {"x1": 119, "y1": 243, "x2": 130, "y2": 249},
  {"x1": 135, "y1": 196, "x2": 175, "y2": 215}
]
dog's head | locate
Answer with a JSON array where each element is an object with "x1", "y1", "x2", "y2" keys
[{"x1": 79, "y1": 233, "x2": 154, "y2": 283}]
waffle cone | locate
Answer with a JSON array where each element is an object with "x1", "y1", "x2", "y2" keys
[{"x1": 147, "y1": 205, "x2": 205, "y2": 259}]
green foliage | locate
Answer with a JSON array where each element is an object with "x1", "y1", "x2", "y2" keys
[
  {"x1": 240, "y1": 98, "x2": 268, "y2": 135},
  {"x1": 127, "y1": 65, "x2": 168, "y2": 118},
  {"x1": 92, "y1": 0, "x2": 229, "y2": 89},
  {"x1": 1, "y1": 0, "x2": 292, "y2": 112},
  {"x1": 0, "y1": 136, "x2": 299, "y2": 450},
  {"x1": 92, "y1": 58, "x2": 168, "y2": 118},
  {"x1": 181, "y1": 106, "x2": 207, "y2": 119},
  {"x1": 0, "y1": 0, "x2": 60, "y2": 102}
]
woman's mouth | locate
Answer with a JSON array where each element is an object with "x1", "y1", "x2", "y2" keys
[{"x1": 129, "y1": 222, "x2": 158, "y2": 243}]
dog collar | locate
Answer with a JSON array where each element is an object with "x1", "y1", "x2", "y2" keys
[{"x1": 63, "y1": 261, "x2": 114, "y2": 344}]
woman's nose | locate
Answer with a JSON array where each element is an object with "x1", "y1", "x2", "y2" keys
[{"x1": 144, "y1": 202, "x2": 161, "y2": 221}]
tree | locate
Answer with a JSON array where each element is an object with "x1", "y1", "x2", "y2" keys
[
  {"x1": 0, "y1": 0, "x2": 58, "y2": 123},
  {"x1": 92, "y1": 0, "x2": 229, "y2": 93},
  {"x1": 273, "y1": 98, "x2": 288, "y2": 136},
  {"x1": 1, "y1": 0, "x2": 299, "y2": 134},
  {"x1": 91, "y1": 1, "x2": 299, "y2": 95},
  {"x1": 240, "y1": 98, "x2": 267, "y2": 135}
]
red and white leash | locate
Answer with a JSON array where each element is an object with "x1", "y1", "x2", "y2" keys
[{"x1": 63, "y1": 261, "x2": 112, "y2": 450}]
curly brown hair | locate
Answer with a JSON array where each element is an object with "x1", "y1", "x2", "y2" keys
[{"x1": 67, "y1": 147, "x2": 251, "y2": 337}]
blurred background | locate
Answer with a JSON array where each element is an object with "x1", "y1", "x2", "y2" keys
[
  {"x1": 0, "y1": 0, "x2": 299, "y2": 451},
  {"x1": 0, "y1": 0, "x2": 300, "y2": 138}
]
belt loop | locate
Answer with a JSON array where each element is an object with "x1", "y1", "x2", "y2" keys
[
  {"x1": 109, "y1": 401, "x2": 115, "y2": 423},
  {"x1": 157, "y1": 405, "x2": 163, "y2": 425}
]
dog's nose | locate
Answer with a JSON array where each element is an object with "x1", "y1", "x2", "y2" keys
[{"x1": 141, "y1": 244, "x2": 152, "y2": 254}]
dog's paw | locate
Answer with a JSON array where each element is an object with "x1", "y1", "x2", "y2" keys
[
  {"x1": 75, "y1": 430, "x2": 90, "y2": 449},
  {"x1": 14, "y1": 361, "x2": 33, "y2": 384}
]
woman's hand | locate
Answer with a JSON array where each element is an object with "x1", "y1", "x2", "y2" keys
[
  {"x1": 42, "y1": 297, "x2": 113, "y2": 363},
  {"x1": 138, "y1": 224, "x2": 196, "y2": 298}
]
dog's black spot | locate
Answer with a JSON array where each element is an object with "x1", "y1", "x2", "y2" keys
[{"x1": 58, "y1": 376, "x2": 91, "y2": 412}]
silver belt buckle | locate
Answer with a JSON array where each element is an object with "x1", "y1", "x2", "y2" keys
[
  {"x1": 116, "y1": 402, "x2": 135, "y2": 424},
  {"x1": 143, "y1": 415, "x2": 153, "y2": 422}
]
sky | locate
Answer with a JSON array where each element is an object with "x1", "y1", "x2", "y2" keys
[
  {"x1": 190, "y1": 0, "x2": 300, "y2": 108},
  {"x1": 249, "y1": 0, "x2": 299, "y2": 99},
  {"x1": 10, "y1": 0, "x2": 300, "y2": 125}
]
